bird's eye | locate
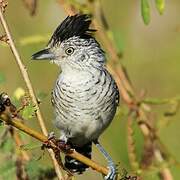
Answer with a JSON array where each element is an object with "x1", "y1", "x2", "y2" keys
[{"x1": 65, "y1": 47, "x2": 74, "y2": 55}]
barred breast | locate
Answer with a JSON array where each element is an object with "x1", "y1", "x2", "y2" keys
[{"x1": 52, "y1": 68, "x2": 119, "y2": 146}]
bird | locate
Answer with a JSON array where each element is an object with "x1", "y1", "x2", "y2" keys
[{"x1": 32, "y1": 14, "x2": 120, "y2": 180}]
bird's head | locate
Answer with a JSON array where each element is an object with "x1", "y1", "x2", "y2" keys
[{"x1": 32, "y1": 14, "x2": 105, "y2": 71}]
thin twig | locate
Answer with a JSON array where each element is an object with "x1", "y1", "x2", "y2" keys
[
  {"x1": 154, "y1": 149, "x2": 173, "y2": 180},
  {"x1": 0, "y1": 5, "x2": 64, "y2": 180},
  {"x1": 10, "y1": 127, "x2": 30, "y2": 161},
  {"x1": 127, "y1": 113, "x2": 140, "y2": 171},
  {"x1": 141, "y1": 96, "x2": 180, "y2": 105}
]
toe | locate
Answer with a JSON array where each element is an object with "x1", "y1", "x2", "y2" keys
[{"x1": 104, "y1": 163, "x2": 117, "y2": 180}]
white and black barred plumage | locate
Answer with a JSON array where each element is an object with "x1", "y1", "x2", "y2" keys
[{"x1": 32, "y1": 14, "x2": 120, "y2": 178}]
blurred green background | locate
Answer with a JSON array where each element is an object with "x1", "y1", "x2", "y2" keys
[{"x1": 0, "y1": 0, "x2": 180, "y2": 179}]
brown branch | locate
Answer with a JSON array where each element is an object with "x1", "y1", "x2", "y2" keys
[
  {"x1": 15, "y1": 156, "x2": 29, "y2": 180},
  {"x1": 127, "y1": 113, "x2": 140, "y2": 171},
  {"x1": 0, "y1": 4, "x2": 64, "y2": 180},
  {"x1": 0, "y1": 112, "x2": 109, "y2": 176}
]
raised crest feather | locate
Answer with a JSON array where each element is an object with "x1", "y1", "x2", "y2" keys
[{"x1": 48, "y1": 14, "x2": 96, "y2": 45}]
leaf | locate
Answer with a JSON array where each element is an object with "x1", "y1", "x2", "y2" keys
[
  {"x1": 155, "y1": 0, "x2": 165, "y2": 15},
  {"x1": 0, "y1": 72, "x2": 6, "y2": 84},
  {"x1": 141, "y1": 0, "x2": 150, "y2": 25},
  {"x1": 22, "y1": 103, "x2": 36, "y2": 119},
  {"x1": 112, "y1": 30, "x2": 124, "y2": 54}
]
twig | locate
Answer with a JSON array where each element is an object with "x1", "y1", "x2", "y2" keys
[
  {"x1": 0, "y1": 4, "x2": 64, "y2": 180},
  {"x1": 141, "y1": 96, "x2": 180, "y2": 105},
  {"x1": 15, "y1": 156, "x2": 29, "y2": 180},
  {"x1": 9, "y1": 127, "x2": 30, "y2": 161},
  {"x1": 0, "y1": 112, "x2": 109, "y2": 176},
  {"x1": 127, "y1": 113, "x2": 140, "y2": 171},
  {"x1": 154, "y1": 149, "x2": 173, "y2": 180}
]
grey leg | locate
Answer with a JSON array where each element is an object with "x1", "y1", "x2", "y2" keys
[{"x1": 93, "y1": 140, "x2": 116, "y2": 180}]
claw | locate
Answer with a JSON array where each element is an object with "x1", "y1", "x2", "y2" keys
[
  {"x1": 104, "y1": 163, "x2": 117, "y2": 180},
  {"x1": 41, "y1": 132, "x2": 56, "y2": 150},
  {"x1": 48, "y1": 131, "x2": 55, "y2": 140},
  {"x1": 57, "y1": 140, "x2": 72, "y2": 153}
]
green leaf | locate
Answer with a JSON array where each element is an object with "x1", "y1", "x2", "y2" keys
[
  {"x1": 22, "y1": 102, "x2": 36, "y2": 119},
  {"x1": 141, "y1": 0, "x2": 150, "y2": 25},
  {"x1": 0, "y1": 72, "x2": 6, "y2": 84},
  {"x1": 112, "y1": 30, "x2": 124, "y2": 53},
  {"x1": 155, "y1": 0, "x2": 165, "y2": 15}
]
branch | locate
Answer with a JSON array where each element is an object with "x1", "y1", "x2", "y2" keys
[
  {"x1": 10, "y1": 127, "x2": 30, "y2": 161},
  {"x1": 141, "y1": 96, "x2": 180, "y2": 105},
  {"x1": 0, "y1": 112, "x2": 109, "y2": 176},
  {"x1": 0, "y1": 3, "x2": 64, "y2": 180}
]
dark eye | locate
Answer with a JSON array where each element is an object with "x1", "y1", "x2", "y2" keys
[{"x1": 65, "y1": 47, "x2": 74, "y2": 55}]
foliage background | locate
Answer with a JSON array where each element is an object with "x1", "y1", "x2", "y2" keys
[{"x1": 0, "y1": 0, "x2": 180, "y2": 179}]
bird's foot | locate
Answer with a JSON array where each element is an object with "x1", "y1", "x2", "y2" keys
[
  {"x1": 41, "y1": 132, "x2": 57, "y2": 150},
  {"x1": 47, "y1": 131, "x2": 56, "y2": 140},
  {"x1": 57, "y1": 140, "x2": 72, "y2": 153},
  {"x1": 104, "y1": 163, "x2": 117, "y2": 180}
]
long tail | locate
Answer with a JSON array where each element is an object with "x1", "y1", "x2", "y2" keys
[{"x1": 64, "y1": 142, "x2": 92, "y2": 174}]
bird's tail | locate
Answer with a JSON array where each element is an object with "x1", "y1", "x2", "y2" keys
[{"x1": 64, "y1": 142, "x2": 92, "y2": 174}]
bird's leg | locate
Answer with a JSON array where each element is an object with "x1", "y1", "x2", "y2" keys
[
  {"x1": 93, "y1": 140, "x2": 117, "y2": 180},
  {"x1": 41, "y1": 131, "x2": 57, "y2": 150},
  {"x1": 48, "y1": 131, "x2": 56, "y2": 140},
  {"x1": 57, "y1": 133, "x2": 72, "y2": 153},
  {"x1": 41, "y1": 132, "x2": 71, "y2": 152}
]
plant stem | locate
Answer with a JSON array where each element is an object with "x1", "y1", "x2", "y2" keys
[{"x1": 0, "y1": 112, "x2": 109, "y2": 176}]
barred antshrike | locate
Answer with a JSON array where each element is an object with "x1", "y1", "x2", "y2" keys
[{"x1": 32, "y1": 14, "x2": 120, "y2": 180}]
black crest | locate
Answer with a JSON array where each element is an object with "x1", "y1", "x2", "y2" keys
[{"x1": 49, "y1": 14, "x2": 96, "y2": 45}]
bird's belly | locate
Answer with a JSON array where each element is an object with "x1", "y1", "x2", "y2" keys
[
  {"x1": 52, "y1": 72, "x2": 117, "y2": 145},
  {"x1": 54, "y1": 107, "x2": 115, "y2": 145},
  {"x1": 53, "y1": 92, "x2": 116, "y2": 145}
]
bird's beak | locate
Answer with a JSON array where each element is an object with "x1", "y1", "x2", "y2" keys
[{"x1": 31, "y1": 48, "x2": 55, "y2": 60}]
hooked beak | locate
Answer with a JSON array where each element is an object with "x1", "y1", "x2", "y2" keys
[{"x1": 31, "y1": 48, "x2": 55, "y2": 60}]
